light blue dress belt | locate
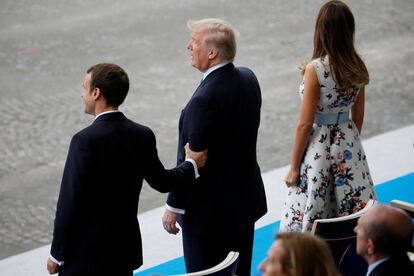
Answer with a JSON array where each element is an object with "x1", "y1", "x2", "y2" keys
[{"x1": 315, "y1": 112, "x2": 349, "y2": 125}]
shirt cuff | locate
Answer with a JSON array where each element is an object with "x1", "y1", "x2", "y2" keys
[
  {"x1": 166, "y1": 204, "x2": 185, "y2": 215},
  {"x1": 50, "y1": 254, "x2": 64, "y2": 266},
  {"x1": 185, "y1": 158, "x2": 199, "y2": 178}
]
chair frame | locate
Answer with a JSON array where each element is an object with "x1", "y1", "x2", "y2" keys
[
  {"x1": 170, "y1": 251, "x2": 239, "y2": 276},
  {"x1": 310, "y1": 199, "x2": 376, "y2": 275},
  {"x1": 390, "y1": 199, "x2": 414, "y2": 217},
  {"x1": 390, "y1": 199, "x2": 414, "y2": 252},
  {"x1": 310, "y1": 199, "x2": 376, "y2": 236}
]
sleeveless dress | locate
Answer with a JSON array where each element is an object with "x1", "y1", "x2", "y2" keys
[{"x1": 279, "y1": 56, "x2": 376, "y2": 232}]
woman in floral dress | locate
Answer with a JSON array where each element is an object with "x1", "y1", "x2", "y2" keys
[{"x1": 280, "y1": 0, "x2": 376, "y2": 232}]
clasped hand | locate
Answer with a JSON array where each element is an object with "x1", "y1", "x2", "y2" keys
[{"x1": 184, "y1": 143, "x2": 207, "y2": 168}]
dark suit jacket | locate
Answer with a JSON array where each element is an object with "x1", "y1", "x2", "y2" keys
[
  {"x1": 167, "y1": 63, "x2": 267, "y2": 235},
  {"x1": 51, "y1": 112, "x2": 195, "y2": 274},
  {"x1": 369, "y1": 254, "x2": 414, "y2": 276}
]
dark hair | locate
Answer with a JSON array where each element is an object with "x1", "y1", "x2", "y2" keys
[
  {"x1": 365, "y1": 217, "x2": 413, "y2": 255},
  {"x1": 86, "y1": 63, "x2": 129, "y2": 107},
  {"x1": 312, "y1": 0, "x2": 369, "y2": 90}
]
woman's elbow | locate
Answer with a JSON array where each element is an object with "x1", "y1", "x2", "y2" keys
[{"x1": 296, "y1": 122, "x2": 313, "y2": 134}]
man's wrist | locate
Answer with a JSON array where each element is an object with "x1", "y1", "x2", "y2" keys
[
  {"x1": 49, "y1": 254, "x2": 64, "y2": 266},
  {"x1": 165, "y1": 204, "x2": 185, "y2": 215},
  {"x1": 185, "y1": 158, "x2": 199, "y2": 178}
]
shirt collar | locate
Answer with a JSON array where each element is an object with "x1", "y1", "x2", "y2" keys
[
  {"x1": 202, "y1": 62, "x2": 229, "y2": 80},
  {"x1": 93, "y1": 110, "x2": 121, "y2": 122},
  {"x1": 366, "y1": 257, "x2": 390, "y2": 276}
]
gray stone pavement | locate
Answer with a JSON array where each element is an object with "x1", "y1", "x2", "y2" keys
[{"x1": 0, "y1": 0, "x2": 413, "y2": 260}]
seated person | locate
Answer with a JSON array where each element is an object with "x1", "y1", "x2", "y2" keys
[
  {"x1": 354, "y1": 204, "x2": 414, "y2": 276},
  {"x1": 259, "y1": 232, "x2": 339, "y2": 276}
]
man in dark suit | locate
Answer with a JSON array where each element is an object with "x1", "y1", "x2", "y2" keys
[
  {"x1": 162, "y1": 18, "x2": 267, "y2": 276},
  {"x1": 46, "y1": 63, "x2": 206, "y2": 276},
  {"x1": 354, "y1": 204, "x2": 414, "y2": 276}
]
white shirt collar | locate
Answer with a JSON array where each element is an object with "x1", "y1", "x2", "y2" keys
[
  {"x1": 93, "y1": 110, "x2": 121, "y2": 122},
  {"x1": 202, "y1": 62, "x2": 229, "y2": 80}
]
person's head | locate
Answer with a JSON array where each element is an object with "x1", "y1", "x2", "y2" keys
[
  {"x1": 186, "y1": 18, "x2": 238, "y2": 72},
  {"x1": 82, "y1": 63, "x2": 129, "y2": 115},
  {"x1": 354, "y1": 204, "x2": 413, "y2": 264},
  {"x1": 312, "y1": 0, "x2": 369, "y2": 90},
  {"x1": 259, "y1": 232, "x2": 338, "y2": 276}
]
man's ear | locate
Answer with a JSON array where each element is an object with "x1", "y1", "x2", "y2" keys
[
  {"x1": 208, "y1": 48, "x2": 219, "y2": 60},
  {"x1": 367, "y1": 238, "x2": 375, "y2": 255},
  {"x1": 92, "y1": 87, "x2": 101, "y2": 100}
]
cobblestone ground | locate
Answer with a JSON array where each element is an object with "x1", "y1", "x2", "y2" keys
[{"x1": 0, "y1": 0, "x2": 413, "y2": 259}]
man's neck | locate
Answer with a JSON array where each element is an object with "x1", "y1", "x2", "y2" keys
[
  {"x1": 93, "y1": 109, "x2": 120, "y2": 122},
  {"x1": 366, "y1": 253, "x2": 388, "y2": 265},
  {"x1": 93, "y1": 104, "x2": 117, "y2": 117},
  {"x1": 202, "y1": 61, "x2": 229, "y2": 80}
]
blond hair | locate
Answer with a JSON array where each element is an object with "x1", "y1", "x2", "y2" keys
[
  {"x1": 276, "y1": 232, "x2": 339, "y2": 276},
  {"x1": 187, "y1": 18, "x2": 238, "y2": 62}
]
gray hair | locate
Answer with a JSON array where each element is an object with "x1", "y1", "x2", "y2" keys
[{"x1": 187, "y1": 18, "x2": 239, "y2": 62}]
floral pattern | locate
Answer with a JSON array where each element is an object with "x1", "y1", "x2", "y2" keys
[{"x1": 280, "y1": 56, "x2": 376, "y2": 232}]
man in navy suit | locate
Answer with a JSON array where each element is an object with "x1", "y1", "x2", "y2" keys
[
  {"x1": 354, "y1": 204, "x2": 414, "y2": 276},
  {"x1": 162, "y1": 18, "x2": 267, "y2": 276},
  {"x1": 46, "y1": 63, "x2": 206, "y2": 276}
]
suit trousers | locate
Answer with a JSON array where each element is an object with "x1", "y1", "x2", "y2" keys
[{"x1": 182, "y1": 222, "x2": 255, "y2": 276}]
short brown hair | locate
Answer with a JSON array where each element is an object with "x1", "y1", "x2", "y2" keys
[{"x1": 87, "y1": 63, "x2": 129, "y2": 107}]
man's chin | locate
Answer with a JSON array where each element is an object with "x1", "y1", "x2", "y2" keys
[{"x1": 190, "y1": 63, "x2": 203, "y2": 71}]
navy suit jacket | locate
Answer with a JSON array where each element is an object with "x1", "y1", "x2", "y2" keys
[
  {"x1": 369, "y1": 254, "x2": 414, "y2": 276},
  {"x1": 51, "y1": 112, "x2": 195, "y2": 274},
  {"x1": 167, "y1": 63, "x2": 267, "y2": 234}
]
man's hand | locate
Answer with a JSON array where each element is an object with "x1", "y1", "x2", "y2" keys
[
  {"x1": 184, "y1": 143, "x2": 207, "y2": 168},
  {"x1": 284, "y1": 167, "x2": 300, "y2": 187},
  {"x1": 162, "y1": 209, "x2": 180, "y2": 235},
  {"x1": 47, "y1": 258, "x2": 60, "y2": 274}
]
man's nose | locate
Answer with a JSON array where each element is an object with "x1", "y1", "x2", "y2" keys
[{"x1": 259, "y1": 258, "x2": 268, "y2": 272}]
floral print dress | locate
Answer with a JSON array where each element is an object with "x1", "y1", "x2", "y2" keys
[{"x1": 279, "y1": 56, "x2": 376, "y2": 232}]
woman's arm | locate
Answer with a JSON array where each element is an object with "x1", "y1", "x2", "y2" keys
[
  {"x1": 284, "y1": 63, "x2": 319, "y2": 186},
  {"x1": 351, "y1": 86, "x2": 365, "y2": 134}
]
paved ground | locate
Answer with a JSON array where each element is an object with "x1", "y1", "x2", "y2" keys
[{"x1": 0, "y1": 0, "x2": 413, "y2": 259}]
